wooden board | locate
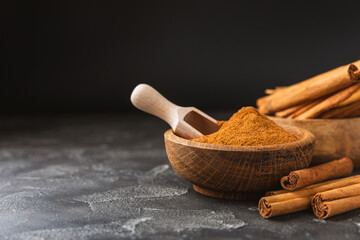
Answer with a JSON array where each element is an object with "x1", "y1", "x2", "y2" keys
[{"x1": 271, "y1": 117, "x2": 360, "y2": 168}]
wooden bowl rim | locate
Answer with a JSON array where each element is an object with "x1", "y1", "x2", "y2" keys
[
  {"x1": 269, "y1": 116, "x2": 360, "y2": 123},
  {"x1": 164, "y1": 125, "x2": 315, "y2": 152}
]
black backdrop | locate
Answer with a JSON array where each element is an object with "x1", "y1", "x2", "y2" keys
[{"x1": 2, "y1": 1, "x2": 360, "y2": 113}]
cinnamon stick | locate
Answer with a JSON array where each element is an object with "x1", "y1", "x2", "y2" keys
[
  {"x1": 268, "y1": 176, "x2": 360, "y2": 197},
  {"x1": 349, "y1": 62, "x2": 360, "y2": 80},
  {"x1": 258, "y1": 175, "x2": 360, "y2": 218},
  {"x1": 287, "y1": 96, "x2": 327, "y2": 119},
  {"x1": 320, "y1": 101, "x2": 360, "y2": 119},
  {"x1": 257, "y1": 60, "x2": 360, "y2": 114},
  {"x1": 281, "y1": 158, "x2": 354, "y2": 190},
  {"x1": 273, "y1": 95, "x2": 327, "y2": 119},
  {"x1": 265, "y1": 86, "x2": 287, "y2": 95},
  {"x1": 312, "y1": 183, "x2": 360, "y2": 219},
  {"x1": 266, "y1": 179, "x2": 336, "y2": 197},
  {"x1": 265, "y1": 89, "x2": 276, "y2": 95},
  {"x1": 337, "y1": 88, "x2": 360, "y2": 107},
  {"x1": 295, "y1": 83, "x2": 360, "y2": 119},
  {"x1": 274, "y1": 103, "x2": 306, "y2": 118}
]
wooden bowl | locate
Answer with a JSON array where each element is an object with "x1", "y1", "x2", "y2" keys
[
  {"x1": 164, "y1": 125, "x2": 315, "y2": 200},
  {"x1": 270, "y1": 117, "x2": 360, "y2": 168}
]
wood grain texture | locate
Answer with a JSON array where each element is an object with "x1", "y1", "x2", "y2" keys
[
  {"x1": 164, "y1": 125, "x2": 315, "y2": 200},
  {"x1": 270, "y1": 117, "x2": 360, "y2": 168}
]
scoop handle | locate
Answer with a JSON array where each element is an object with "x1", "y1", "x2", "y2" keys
[{"x1": 130, "y1": 84, "x2": 178, "y2": 126}]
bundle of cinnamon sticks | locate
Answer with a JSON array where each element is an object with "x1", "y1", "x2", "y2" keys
[
  {"x1": 257, "y1": 60, "x2": 360, "y2": 119},
  {"x1": 258, "y1": 158, "x2": 360, "y2": 219}
]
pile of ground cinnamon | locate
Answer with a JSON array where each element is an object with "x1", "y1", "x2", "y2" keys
[{"x1": 192, "y1": 107, "x2": 297, "y2": 146}]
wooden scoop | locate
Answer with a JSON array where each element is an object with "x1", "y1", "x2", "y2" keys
[{"x1": 130, "y1": 84, "x2": 220, "y2": 139}]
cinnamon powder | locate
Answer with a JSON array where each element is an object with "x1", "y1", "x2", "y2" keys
[{"x1": 193, "y1": 107, "x2": 297, "y2": 146}]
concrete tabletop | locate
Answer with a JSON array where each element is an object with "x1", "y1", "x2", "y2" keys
[{"x1": 0, "y1": 113, "x2": 359, "y2": 240}]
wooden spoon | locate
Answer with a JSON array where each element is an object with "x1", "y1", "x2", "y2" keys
[{"x1": 130, "y1": 84, "x2": 220, "y2": 139}]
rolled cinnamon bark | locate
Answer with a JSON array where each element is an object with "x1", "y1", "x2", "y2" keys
[
  {"x1": 281, "y1": 158, "x2": 354, "y2": 190},
  {"x1": 265, "y1": 86, "x2": 286, "y2": 95},
  {"x1": 265, "y1": 89, "x2": 275, "y2": 95},
  {"x1": 257, "y1": 60, "x2": 360, "y2": 114},
  {"x1": 259, "y1": 196, "x2": 312, "y2": 218},
  {"x1": 275, "y1": 103, "x2": 307, "y2": 118},
  {"x1": 337, "y1": 89, "x2": 360, "y2": 107},
  {"x1": 349, "y1": 62, "x2": 360, "y2": 80},
  {"x1": 320, "y1": 101, "x2": 360, "y2": 119},
  {"x1": 295, "y1": 83, "x2": 360, "y2": 119},
  {"x1": 268, "y1": 176, "x2": 360, "y2": 197},
  {"x1": 312, "y1": 183, "x2": 360, "y2": 219},
  {"x1": 258, "y1": 175, "x2": 360, "y2": 218},
  {"x1": 287, "y1": 96, "x2": 327, "y2": 119}
]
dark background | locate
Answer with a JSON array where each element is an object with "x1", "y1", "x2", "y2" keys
[{"x1": 2, "y1": 1, "x2": 360, "y2": 114}]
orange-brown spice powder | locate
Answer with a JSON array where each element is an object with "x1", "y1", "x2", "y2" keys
[{"x1": 193, "y1": 107, "x2": 298, "y2": 146}]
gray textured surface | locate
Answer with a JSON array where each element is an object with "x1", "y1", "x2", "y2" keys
[{"x1": 0, "y1": 113, "x2": 359, "y2": 240}]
